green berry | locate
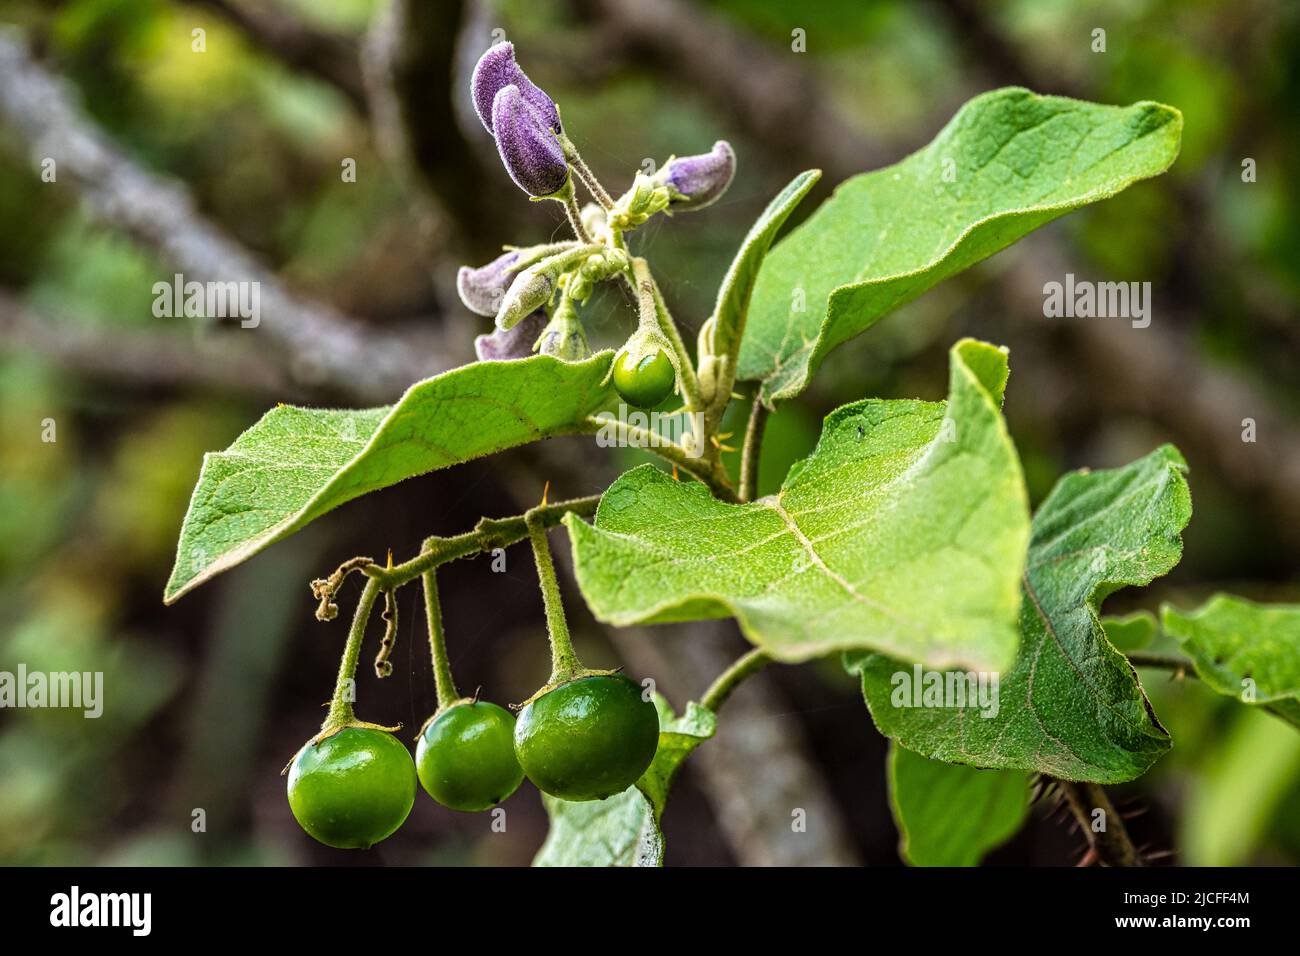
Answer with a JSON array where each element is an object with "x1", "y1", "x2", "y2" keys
[
  {"x1": 416, "y1": 701, "x2": 524, "y2": 812},
  {"x1": 613, "y1": 348, "x2": 676, "y2": 408},
  {"x1": 286, "y1": 727, "x2": 416, "y2": 849},
  {"x1": 514, "y1": 674, "x2": 660, "y2": 801}
]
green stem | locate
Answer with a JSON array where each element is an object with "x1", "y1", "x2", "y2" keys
[
  {"x1": 556, "y1": 178, "x2": 591, "y2": 243},
  {"x1": 582, "y1": 415, "x2": 736, "y2": 501},
  {"x1": 325, "y1": 578, "x2": 380, "y2": 728},
  {"x1": 739, "y1": 390, "x2": 768, "y2": 503},
  {"x1": 527, "y1": 511, "x2": 583, "y2": 683},
  {"x1": 362, "y1": 494, "x2": 601, "y2": 590},
  {"x1": 1127, "y1": 652, "x2": 1198, "y2": 676},
  {"x1": 422, "y1": 570, "x2": 459, "y2": 710},
  {"x1": 700, "y1": 648, "x2": 772, "y2": 713},
  {"x1": 560, "y1": 136, "x2": 615, "y2": 210}
]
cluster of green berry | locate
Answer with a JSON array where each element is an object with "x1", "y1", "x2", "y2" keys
[
  {"x1": 286, "y1": 668, "x2": 658, "y2": 849},
  {"x1": 282, "y1": 41, "x2": 732, "y2": 851}
]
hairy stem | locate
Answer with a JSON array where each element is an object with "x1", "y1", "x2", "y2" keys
[
  {"x1": 325, "y1": 578, "x2": 380, "y2": 727},
  {"x1": 560, "y1": 136, "x2": 615, "y2": 210},
  {"x1": 700, "y1": 648, "x2": 772, "y2": 713},
  {"x1": 739, "y1": 390, "x2": 768, "y2": 502},
  {"x1": 360, "y1": 494, "x2": 601, "y2": 590},
  {"x1": 422, "y1": 570, "x2": 459, "y2": 710},
  {"x1": 557, "y1": 179, "x2": 592, "y2": 243},
  {"x1": 582, "y1": 415, "x2": 736, "y2": 501},
  {"x1": 527, "y1": 511, "x2": 583, "y2": 683},
  {"x1": 1057, "y1": 779, "x2": 1143, "y2": 867}
]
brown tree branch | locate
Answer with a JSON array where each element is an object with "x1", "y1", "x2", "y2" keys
[
  {"x1": 0, "y1": 29, "x2": 455, "y2": 404},
  {"x1": 0, "y1": 290, "x2": 296, "y2": 399}
]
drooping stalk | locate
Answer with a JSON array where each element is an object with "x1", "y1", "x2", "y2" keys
[
  {"x1": 422, "y1": 569, "x2": 459, "y2": 710},
  {"x1": 325, "y1": 577, "x2": 380, "y2": 728},
  {"x1": 555, "y1": 177, "x2": 591, "y2": 243},
  {"x1": 700, "y1": 648, "x2": 772, "y2": 713},
  {"x1": 559, "y1": 135, "x2": 615, "y2": 210},
  {"x1": 527, "y1": 512, "x2": 583, "y2": 683}
]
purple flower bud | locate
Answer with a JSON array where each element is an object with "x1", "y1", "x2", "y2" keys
[
  {"x1": 662, "y1": 140, "x2": 736, "y2": 210},
  {"x1": 457, "y1": 250, "x2": 521, "y2": 316},
  {"x1": 471, "y1": 42, "x2": 561, "y2": 136},
  {"x1": 475, "y1": 309, "x2": 548, "y2": 362},
  {"x1": 492, "y1": 85, "x2": 569, "y2": 198}
]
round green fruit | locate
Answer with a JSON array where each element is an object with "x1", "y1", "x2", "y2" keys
[
  {"x1": 416, "y1": 700, "x2": 524, "y2": 812},
  {"x1": 612, "y1": 348, "x2": 675, "y2": 408},
  {"x1": 514, "y1": 673, "x2": 660, "y2": 802},
  {"x1": 286, "y1": 726, "x2": 416, "y2": 849}
]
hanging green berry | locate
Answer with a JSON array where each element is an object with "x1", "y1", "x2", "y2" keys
[
  {"x1": 514, "y1": 673, "x2": 660, "y2": 801},
  {"x1": 286, "y1": 727, "x2": 416, "y2": 849},
  {"x1": 417, "y1": 700, "x2": 524, "y2": 812},
  {"x1": 613, "y1": 346, "x2": 677, "y2": 408}
]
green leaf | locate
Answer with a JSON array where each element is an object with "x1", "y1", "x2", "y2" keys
[
  {"x1": 1101, "y1": 610, "x2": 1158, "y2": 652},
  {"x1": 1162, "y1": 595, "x2": 1300, "y2": 728},
  {"x1": 165, "y1": 353, "x2": 616, "y2": 603},
  {"x1": 534, "y1": 697, "x2": 716, "y2": 867},
  {"x1": 568, "y1": 338, "x2": 1029, "y2": 671},
  {"x1": 737, "y1": 88, "x2": 1183, "y2": 403},
  {"x1": 888, "y1": 742, "x2": 1030, "y2": 866},
  {"x1": 699, "y1": 169, "x2": 821, "y2": 372},
  {"x1": 850, "y1": 445, "x2": 1191, "y2": 783}
]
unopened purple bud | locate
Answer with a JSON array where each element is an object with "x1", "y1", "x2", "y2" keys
[
  {"x1": 492, "y1": 85, "x2": 569, "y2": 198},
  {"x1": 471, "y1": 42, "x2": 561, "y2": 136},
  {"x1": 662, "y1": 140, "x2": 736, "y2": 210},
  {"x1": 457, "y1": 250, "x2": 521, "y2": 317},
  {"x1": 475, "y1": 309, "x2": 549, "y2": 362}
]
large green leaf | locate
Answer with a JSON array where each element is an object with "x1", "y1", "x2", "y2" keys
[
  {"x1": 1162, "y1": 595, "x2": 1300, "y2": 729},
  {"x1": 737, "y1": 88, "x2": 1183, "y2": 403},
  {"x1": 165, "y1": 353, "x2": 616, "y2": 603},
  {"x1": 534, "y1": 697, "x2": 715, "y2": 867},
  {"x1": 888, "y1": 742, "x2": 1030, "y2": 866},
  {"x1": 697, "y1": 169, "x2": 821, "y2": 398},
  {"x1": 850, "y1": 445, "x2": 1190, "y2": 783},
  {"x1": 567, "y1": 338, "x2": 1029, "y2": 671}
]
